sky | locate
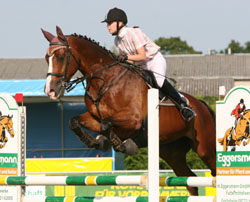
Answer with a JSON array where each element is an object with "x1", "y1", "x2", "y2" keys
[{"x1": 0, "y1": 0, "x2": 249, "y2": 58}]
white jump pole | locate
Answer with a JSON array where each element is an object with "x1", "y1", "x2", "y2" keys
[{"x1": 148, "y1": 88, "x2": 159, "y2": 202}]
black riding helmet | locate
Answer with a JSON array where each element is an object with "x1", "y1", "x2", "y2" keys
[
  {"x1": 101, "y1": 7, "x2": 128, "y2": 35},
  {"x1": 102, "y1": 7, "x2": 128, "y2": 25}
]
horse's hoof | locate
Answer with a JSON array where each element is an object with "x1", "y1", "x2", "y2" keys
[
  {"x1": 96, "y1": 135, "x2": 111, "y2": 152},
  {"x1": 123, "y1": 138, "x2": 138, "y2": 156}
]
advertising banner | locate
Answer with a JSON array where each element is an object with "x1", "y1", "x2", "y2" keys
[
  {"x1": 216, "y1": 86, "x2": 250, "y2": 200},
  {"x1": 26, "y1": 158, "x2": 113, "y2": 173},
  {"x1": 0, "y1": 93, "x2": 26, "y2": 202}
]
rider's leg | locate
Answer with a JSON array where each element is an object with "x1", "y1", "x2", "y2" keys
[
  {"x1": 145, "y1": 52, "x2": 195, "y2": 121},
  {"x1": 160, "y1": 79, "x2": 195, "y2": 121},
  {"x1": 230, "y1": 116, "x2": 237, "y2": 135}
]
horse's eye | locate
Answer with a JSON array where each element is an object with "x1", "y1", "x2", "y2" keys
[{"x1": 58, "y1": 55, "x2": 65, "y2": 62}]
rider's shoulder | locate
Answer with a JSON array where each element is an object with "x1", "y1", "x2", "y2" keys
[{"x1": 127, "y1": 26, "x2": 144, "y2": 35}]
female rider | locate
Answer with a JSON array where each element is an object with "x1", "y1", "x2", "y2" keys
[{"x1": 101, "y1": 7, "x2": 195, "y2": 121}]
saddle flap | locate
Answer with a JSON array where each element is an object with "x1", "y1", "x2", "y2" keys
[{"x1": 159, "y1": 95, "x2": 189, "y2": 107}]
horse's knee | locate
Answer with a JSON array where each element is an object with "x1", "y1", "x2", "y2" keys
[
  {"x1": 69, "y1": 117, "x2": 80, "y2": 130},
  {"x1": 100, "y1": 119, "x2": 112, "y2": 135}
]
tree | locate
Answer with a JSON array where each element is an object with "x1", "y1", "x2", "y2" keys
[
  {"x1": 224, "y1": 40, "x2": 243, "y2": 53},
  {"x1": 154, "y1": 37, "x2": 202, "y2": 55},
  {"x1": 243, "y1": 41, "x2": 250, "y2": 53}
]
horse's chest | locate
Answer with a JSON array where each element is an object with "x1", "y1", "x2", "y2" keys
[{"x1": 86, "y1": 99, "x2": 111, "y2": 118}]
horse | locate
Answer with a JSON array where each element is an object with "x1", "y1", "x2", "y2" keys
[
  {"x1": 218, "y1": 109, "x2": 250, "y2": 151},
  {"x1": 0, "y1": 115, "x2": 14, "y2": 149},
  {"x1": 41, "y1": 26, "x2": 216, "y2": 196}
]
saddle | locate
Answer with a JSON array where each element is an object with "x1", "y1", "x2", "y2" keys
[{"x1": 123, "y1": 62, "x2": 189, "y2": 106}]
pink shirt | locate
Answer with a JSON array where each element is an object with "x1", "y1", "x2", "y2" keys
[{"x1": 115, "y1": 27, "x2": 160, "y2": 59}]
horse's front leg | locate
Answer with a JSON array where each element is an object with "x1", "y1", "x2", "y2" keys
[{"x1": 69, "y1": 112, "x2": 111, "y2": 152}]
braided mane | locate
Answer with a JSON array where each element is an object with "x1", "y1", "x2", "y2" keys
[
  {"x1": 69, "y1": 33, "x2": 147, "y2": 76},
  {"x1": 70, "y1": 33, "x2": 117, "y2": 60}
]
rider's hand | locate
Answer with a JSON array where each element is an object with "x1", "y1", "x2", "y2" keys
[{"x1": 117, "y1": 55, "x2": 128, "y2": 63}]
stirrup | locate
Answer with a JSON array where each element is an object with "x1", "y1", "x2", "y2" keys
[{"x1": 180, "y1": 106, "x2": 196, "y2": 121}]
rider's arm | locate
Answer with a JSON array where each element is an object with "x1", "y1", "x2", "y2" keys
[{"x1": 127, "y1": 46, "x2": 147, "y2": 62}]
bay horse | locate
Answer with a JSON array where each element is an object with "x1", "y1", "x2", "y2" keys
[
  {"x1": 0, "y1": 115, "x2": 14, "y2": 149},
  {"x1": 41, "y1": 26, "x2": 216, "y2": 195}
]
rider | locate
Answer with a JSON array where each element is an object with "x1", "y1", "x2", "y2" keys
[
  {"x1": 101, "y1": 7, "x2": 195, "y2": 121},
  {"x1": 231, "y1": 98, "x2": 246, "y2": 130}
]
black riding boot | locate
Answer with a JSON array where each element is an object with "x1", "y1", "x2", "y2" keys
[{"x1": 160, "y1": 79, "x2": 195, "y2": 121}]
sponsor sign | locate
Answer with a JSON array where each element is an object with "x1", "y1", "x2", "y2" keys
[
  {"x1": 0, "y1": 93, "x2": 26, "y2": 202},
  {"x1": 216, "y1": 86, "x2": 250, "y2": 200}
]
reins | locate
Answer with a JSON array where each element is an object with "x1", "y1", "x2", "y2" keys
[
  {"x1": 48, "y1": 40, "x2": 130, "y2": 122},
  {"x1": 65, "y1": 61, "x2": 120, "y2": 92},
  {"x1": 65, "y1": 61, "x2": 127, "y2": 121}
]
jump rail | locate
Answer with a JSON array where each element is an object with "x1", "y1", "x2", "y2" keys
[
  {"x1": 22, "y1": 196, "x2": 216, "y2": 202},
  {"x1": 0, "y1": 175, "x2": 216, "y2": 187}
]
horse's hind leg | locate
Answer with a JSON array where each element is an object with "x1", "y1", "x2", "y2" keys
[
  {"x1": 195, "y1": 130, "x2": 216, "y2": 176},
  {"x1": 160, "y1": 139, "x2": 198, "y2": 196}
]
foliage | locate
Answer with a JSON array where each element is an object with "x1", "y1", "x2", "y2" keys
[
  {"x1": 111, "y1": 46, "x2": 119, "y2": 56},
  {"x1": 222, "y1": 39, "x2": 250, "y2": 54},
  {"x1": 124, "y1": 148, "x2": 207, "y2": 170},
  {"x1": 154, "y1": 37, "x2": 202, "y2": 55},
  {"x1": 195, "y1": 96, "x2": 218, "y2": 113},
  {"x1": 223, "y1": 40, "x2": 243, "y2": 53},
  {"x1": 124, "y1": 96, "x2": 217, "y2": 170},
  {"x1": 124, "y1": 147, "x2": 171, "y2": 170}
]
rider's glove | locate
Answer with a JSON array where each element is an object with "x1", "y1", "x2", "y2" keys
[{"x1": 117, "y1": 55, "x2": 128, "y2": 63}]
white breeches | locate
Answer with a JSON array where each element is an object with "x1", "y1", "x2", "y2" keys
[{"x1": 143, "y1": 52, "x2": 167, "y2": 88}]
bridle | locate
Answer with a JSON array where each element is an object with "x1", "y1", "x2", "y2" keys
[
  {"x1": 47, "y1": 41, "x2": 81, "y2": 87},
  {"x1": 46, "y1": 39, "x2": 129, "y2": 121}
]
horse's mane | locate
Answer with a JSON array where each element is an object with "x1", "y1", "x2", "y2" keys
[
  {"x1": 70, "y1": 33, "x2": 117, "y2": 60},
  {"x1": 69, "y1": 33, "x2": 158, "y2": 87}
]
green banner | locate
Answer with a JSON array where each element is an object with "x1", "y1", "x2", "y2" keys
[
  {"x1": 0, "y1": 153, "x2": 18, "y2": 168},
  {"x1": 217, "y1": 151, "x2": 250, "y2": 167}
]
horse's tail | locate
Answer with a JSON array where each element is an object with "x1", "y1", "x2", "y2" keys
[{"x1": 199, "y1": 99, "x2": 216, "y2": 125}]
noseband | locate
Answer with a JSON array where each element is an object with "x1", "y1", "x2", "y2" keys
[{"x1": 47, "y1": 42, "x2": 81, "y2": 87}]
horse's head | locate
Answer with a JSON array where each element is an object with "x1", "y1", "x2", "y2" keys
[
  {"x1": 41, "y1": 26, "x2": 80, "y2": 100},
  {"x1": 1, "y1": 115, "x2": 14, "y2": 137}
]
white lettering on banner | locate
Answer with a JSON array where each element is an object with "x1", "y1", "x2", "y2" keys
[
  {"x1": 0, "y1": 156, "x2": 17, "y2": 164},
  {"x1": 217, "y1": 153, "x2": 250, "y2": 167}
]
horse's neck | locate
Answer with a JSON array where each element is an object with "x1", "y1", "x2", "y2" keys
[{"x1": 76, "y1": 39, "x2": 115, "y2": 75}]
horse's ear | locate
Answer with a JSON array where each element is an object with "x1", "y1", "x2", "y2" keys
[
  {"x1": 41, "y1": 28, "x2": 55, "y2": 42},
  {"x1": 56, "y1": 26, "x2": 67, "y2": 43}
]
